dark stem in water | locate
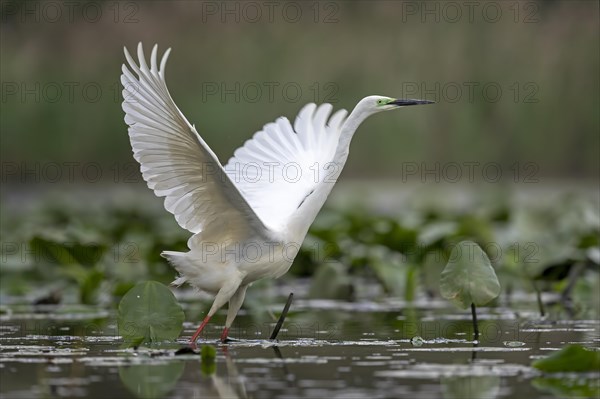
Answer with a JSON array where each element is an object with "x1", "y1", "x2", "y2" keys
[
  {"x1": 471, "y1": 303, "x2": 479, "y2": 339},
  {"x1": 531, "y1": 279, "x2": 545, "y2": 317},
  {"x1": 270, "y1": 293, "x2": 294, "y2": 340}
]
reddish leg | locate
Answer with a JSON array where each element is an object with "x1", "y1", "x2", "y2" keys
[
  {"x1": 220, "y1": 327, "x2": 229, "y2": 343},
  {"x1": 189, "y1": 315, "x2": 211, "y2": 344}
]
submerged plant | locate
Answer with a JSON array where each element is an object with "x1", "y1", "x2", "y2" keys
[{"x1": 201, "y1": 345, "x2": 217, "y2": 375}]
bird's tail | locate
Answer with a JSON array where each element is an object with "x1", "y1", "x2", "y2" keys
[{"x1": 161, "y1": 250, "x2": 192, "y2": 287}]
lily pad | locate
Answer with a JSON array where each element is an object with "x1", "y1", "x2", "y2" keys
[
  {"x1": 440, "y1": 241, "x2": 501, "y2": 309},
  {"x1": 532, "y1": 344, "x2": 600, "y2": 372},
  {"x1": 117, "y1": 281, "x2": 185, "y2": 345}
]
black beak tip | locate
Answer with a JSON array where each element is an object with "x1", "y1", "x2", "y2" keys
[{"x1": 391, "y1": 98, "x2": 435, "y2": 106}]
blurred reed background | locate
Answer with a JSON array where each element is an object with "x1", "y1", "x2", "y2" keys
[{"x1": 1, "y1": 0, "x2": 598, "y2": 186}]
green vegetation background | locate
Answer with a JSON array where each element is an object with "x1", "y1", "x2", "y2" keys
[{"x1": 0, "y1": 1, "x2": 598, "y2": 317}]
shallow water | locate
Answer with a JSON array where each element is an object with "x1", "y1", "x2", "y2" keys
[{"x1": 1, "y1": 293, "x2": 599, "y2": 399}]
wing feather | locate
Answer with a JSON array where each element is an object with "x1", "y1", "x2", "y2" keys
[
  {"x1": 121, "y1": 43, "x2": 269, "y2": 245},
  {"x1": 225, "y1": 103, "x2": 347, "y2": 231}
]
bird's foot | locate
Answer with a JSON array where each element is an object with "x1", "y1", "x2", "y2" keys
[
  {"x1": 175, "y1": 346, "x2": 198, "y2": 355},
  {"x1": 220, "y1": 327, "x2": 229, "y2": 343},
  {"x1": 220, "y1": 327, "x2": 242, "y2": 343},
  {"x1": 221, "y1": 336, "x2": 241, "y2": 344}
]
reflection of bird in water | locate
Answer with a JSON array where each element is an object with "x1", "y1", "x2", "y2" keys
[
  {"x1": 121, "y1": 43, "x2": 433, "y2": 344},
  {"x1": 211, "y1": 350, "x2": 248, "y2": 399},
  {"x1": 206, "y1": 346, "x2": 293, "y2": 398}
]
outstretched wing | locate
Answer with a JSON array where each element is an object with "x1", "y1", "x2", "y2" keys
[
  {"x1": 121, "y1": 43, "x2": 270, "y2": 244},
  {"x1": 224, "y1": 103, "x2": 348, "y2": 231}
]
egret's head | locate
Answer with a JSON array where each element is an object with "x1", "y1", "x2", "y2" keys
[
  {"x1": 366, "y1": 95, "x2": 434, "y2": 113},
  {"x1": 344, "y1": 95, "x2": 435, "y2": 134}
]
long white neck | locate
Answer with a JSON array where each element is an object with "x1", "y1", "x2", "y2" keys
[
  {"x1": 285, "y1": 101, "x2": 375, "y2": 241},
  {"x1": 333, "y1": 102, "x2": 373, "y2": 165}
]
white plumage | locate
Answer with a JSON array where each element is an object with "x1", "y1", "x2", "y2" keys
[
  {"x1": 121, "y1": 43, "x2": 432, "y2": 343},
  {"x1": 224, "y1": 103, "x2": 347, "y2": 232}
]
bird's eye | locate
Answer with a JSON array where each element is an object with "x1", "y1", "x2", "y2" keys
[{"x1": 377, "y1": 99, "x2": 384, "y2": 105}]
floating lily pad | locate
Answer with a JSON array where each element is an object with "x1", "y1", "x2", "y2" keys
[
  {"x1": 117, "y1": 281, "x2": 184, "y2": 345},
  {"x1": 532, "y1": 344, "x2": 600, "y2": 372},
  {"x1": 440, "y1": 241, "x2": 501, "y2": 309}
]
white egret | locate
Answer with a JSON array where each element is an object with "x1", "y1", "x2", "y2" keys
[{"x1": 121, "y1": 43, "x2": 433, "y2": 343}]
